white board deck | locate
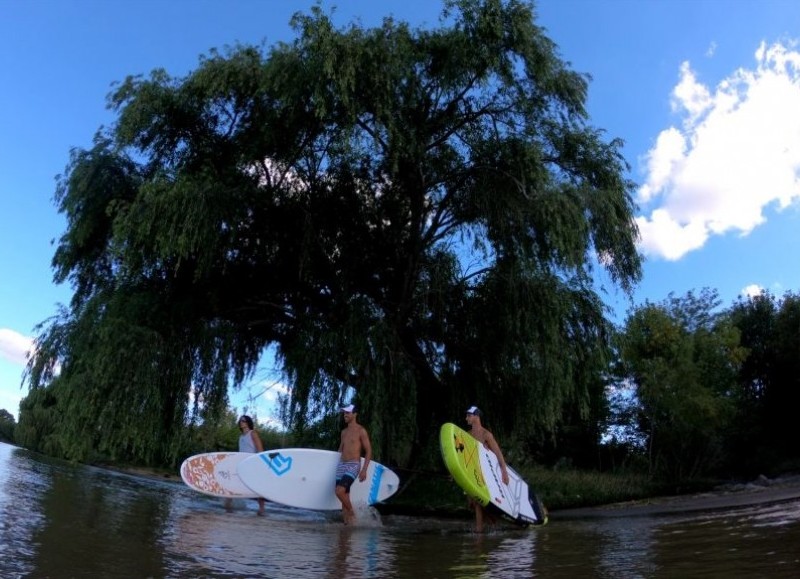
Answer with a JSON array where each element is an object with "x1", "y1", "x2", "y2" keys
[
  {"x1": 180, "y1": 452, "x2": 261, "y2": 498},
  {"x1": 476, "y1": 440, "x2": 546, "y2": 525},
  {"x1": 237, "y1": 448, "x2": 400, "y2": 511}
]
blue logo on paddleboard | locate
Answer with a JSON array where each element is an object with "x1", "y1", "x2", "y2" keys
[
  {"x1": 368, "y1": 464, "x2": 384, "y2": 504},
  {"x1": 260, "y1": 452, "x2": 292, "y2": 476}
]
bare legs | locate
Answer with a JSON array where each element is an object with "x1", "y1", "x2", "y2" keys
[
  {"x1": 470, "y1": 499, "x2": 495, "y2": 533},
  {"x1": 473, "y1": 502, "x2": 484, "y2": 533},
  {"x1": 225, "y1": 497, "x2": 265, "y2": 515},
  {"x1": 335, "y1": 485, "x2": 356, "y2": 525}
]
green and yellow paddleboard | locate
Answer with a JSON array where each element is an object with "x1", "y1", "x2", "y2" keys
[{"x1": 440, "y1": 422, "x2": 548, "y2": 526}]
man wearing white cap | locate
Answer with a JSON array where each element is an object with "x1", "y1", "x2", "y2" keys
[
  {"x1": 335, "y1": 404, "x2": 372, "y2": 524},
  {"x1": 466, "y1": 405, "x2": 509, "y2": 532}
]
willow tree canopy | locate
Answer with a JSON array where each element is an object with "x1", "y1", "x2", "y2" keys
[{"x1": 24, "y1": 0, "x2": 641, "y2": 466}]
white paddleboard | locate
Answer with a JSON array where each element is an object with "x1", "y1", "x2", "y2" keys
[
  {"x1": 180, "y1": 452, "x2": 261, "y2": 498},
  {"x1": 478, "y1": 449, "x2": 544, "y2": 524},
  {"x1": 440, "y1": 423, "x2": 547, "y2": 526},
  {"x1": 237, "y1": 448, "x2": 400, "y2": 510}
]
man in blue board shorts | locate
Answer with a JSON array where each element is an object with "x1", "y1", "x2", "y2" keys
[{"x1": 335, "y1": 404, "x2": 373, "y2": 524}]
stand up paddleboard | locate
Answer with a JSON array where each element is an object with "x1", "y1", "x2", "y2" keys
[
  {"x1": 237, "y1": 448, "x2": 400, "y2": 510},
  {"x1": 440, "y1": 422, "x2": 547, "y2": 526},
  {"x1": 180, "y1": 452, "x2": 261, "y2": 498}
]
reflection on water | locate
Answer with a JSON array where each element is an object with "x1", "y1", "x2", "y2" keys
[
  {"x1": 2, "y1": 441, "x2": 799, "y2": 578},
  {"x1": 165, "y1": 506, "x2": 396, "y2": 578}
]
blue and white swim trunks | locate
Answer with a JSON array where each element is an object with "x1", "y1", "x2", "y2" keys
[{"x1": 335, "y1": 460, "x2": 360, "y2": 492}]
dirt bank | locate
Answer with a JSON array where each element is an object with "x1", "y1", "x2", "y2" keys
[
  {"x1": 107, "y1": 464, "x2": 800, "y2": 521},
  {"x1": 554, "y1": 474, "x2": 800, "y2": 519},
  {"x1": 100, "y1": 464, "x2": 183, "y2": 484}
]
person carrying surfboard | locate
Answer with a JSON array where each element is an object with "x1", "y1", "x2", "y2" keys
[
  {"x1": 335, "y1": 404, "x2": 373, "y2": 525},
  {"x1": 237, "y1": 415, "x2": 266, "y2": 515},
  {"x1": 465, "y1": 405, "x2": 509, "y2": 532}
]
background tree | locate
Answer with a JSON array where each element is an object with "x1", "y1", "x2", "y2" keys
[
  {"x1": 16, "y1": 383, "x2": 66, "y2": 457},
  {"x1": 728, "y1": 291, "x2": 800, "y2": 474},
  {"x1": 0, "y1": 409, "x2": 15, "y2": 443},
  {"x1": 602, "y1": 379, "x2": 648, "y2": 472},
  {"x1": 615, "y1": 289, "x2": 745, "y2": 483},
  {"x1": 524, "y1": 371, "x2": 611, "y2": 470},
  {"x1": 765, "y1": 293, "x2": 800, "y2": 464},
  {"x1": 24, "y1": 0, "x2": 641, "y2": 468},
  {"x1": 179, "y1": 407, "x2": 289, "y2": 458}
]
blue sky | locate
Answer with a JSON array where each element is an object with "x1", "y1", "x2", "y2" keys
[{"x1": 2, "y1": 0, "x2": 799, "y2": 421}]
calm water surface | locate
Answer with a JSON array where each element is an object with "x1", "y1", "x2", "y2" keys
[{"x1": 2, "y1": 442, "x2": 799, "y2": 578}]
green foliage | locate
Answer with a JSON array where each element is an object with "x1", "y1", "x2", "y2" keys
[
  {"x1": 285, "y1": 411, "x2": 343, "y2": 452},
  {"x1": 176, "y1": 407, "x2": 241, "y2": 457},
  {"x1": 175, "y1": 408, "x2": 292, "y2": 460},
  {"x1": 523, "y1": 465, "x2": 659, "y2": 510},
  {"x1": 727, "y1": 291, "x2": 800, "y2": 473},
  {"x1": 0, "y1": 408, "x2": 16, "y2": 443},
  {"x1": 615, "y1": 289, "x2": 746, "y2": 482},
  {"x1": 386, "y1": 464, "x2": 659, "y2": 514},
  {"x1": 15, "y1": 385, "x2": 68, "y2": 458},
  {"x1": 387, "y1": 473, "x2": 473, "y2": 516},
  {"x1": 762, "y1": 293, "x2": 800, "y2": 453},
  {"x1": 24, "y1": 0, "x2": 641, "y2": 468}
]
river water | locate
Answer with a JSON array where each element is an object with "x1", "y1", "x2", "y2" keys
[{"x1": 2, "y1": 442, "x2": 799, "y2": 578}]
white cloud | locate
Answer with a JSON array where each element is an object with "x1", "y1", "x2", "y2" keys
[
  {"x1": 255, "y1": 379, "x2": 290, "y2": 405},
  {"x1": 671, "y1": 61, "x2": 713, "y2": 124},
  {"x1": 0, "y1": 328, "x2": 33, "y2": 366},
  {"x1": 235, "y1": 376, "x2": 291, "y2": 428},
  {"x1": 637, "y1": 41, "x2": 800, "y2": 261},
  {"x1": 0, "y1": 328, "x2": 32, "y2": 419},
  {"x1": 741, "y1": 284, "x2": 764, "y2": 298}
]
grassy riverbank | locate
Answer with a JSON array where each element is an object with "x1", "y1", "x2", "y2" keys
[
  {"x1": 379, "y1": 465, "x2": 691, "y2": 517},
  {"x1": 110, "y1": 461, "x2": 721, "y2": 517}
]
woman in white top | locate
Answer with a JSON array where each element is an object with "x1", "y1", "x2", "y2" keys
[{"x1": 238, "y1": 415, "x2": 266, "y2": 515}]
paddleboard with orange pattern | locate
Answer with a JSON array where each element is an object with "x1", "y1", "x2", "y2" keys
[{"x1": 180, "y1": 452, "x2": 261, "y2": 498}]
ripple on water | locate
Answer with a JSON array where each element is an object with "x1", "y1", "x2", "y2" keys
[{"x1": 3, "y1": 442, "x2": 800, "y2": 579}]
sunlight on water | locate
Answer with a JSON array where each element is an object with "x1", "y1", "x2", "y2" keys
[
  {"x1": 0, "y1": 445, "x2": 51, "y2": 578},
  {"x1": 2, "y1": 441, "x2": 799, "y2": 578}
]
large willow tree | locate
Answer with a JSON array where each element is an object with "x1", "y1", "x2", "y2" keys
[{"x1": 24, "y1": 0, "x2": 640, "y2": 467}]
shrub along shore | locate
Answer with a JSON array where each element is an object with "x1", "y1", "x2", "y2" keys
[
  {"x1": 112, "y1": 461, "x2": 727, "y2": 517},
  {"x1": 375, "y1": 465, "x2": 697, "y2": 517}
]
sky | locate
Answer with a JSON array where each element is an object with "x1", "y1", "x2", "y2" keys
[{"x1": 2, "y1": 0, "x2": 799, "y2": 421}]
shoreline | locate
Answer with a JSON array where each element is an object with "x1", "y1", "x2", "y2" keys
[
  {"x1": 554, "y1": 473, "x2": 800, "y2": 519},
  {"x1": 100, "y1": 464, "x2": 183, "y2": 485},
  {"x1": 107, "y1": 462, "x2": 800, "y2": 520}
]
